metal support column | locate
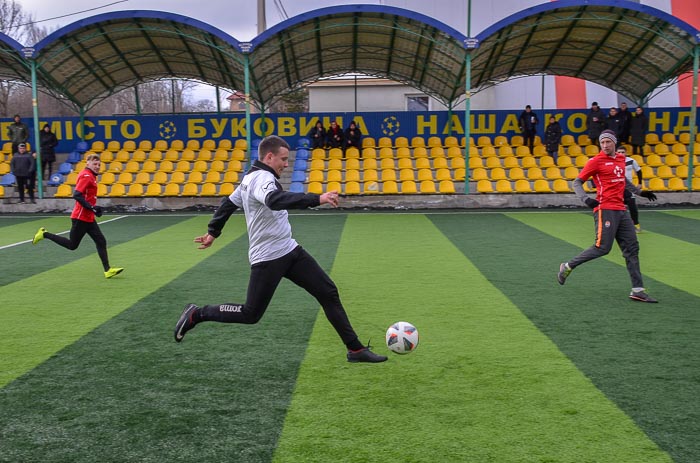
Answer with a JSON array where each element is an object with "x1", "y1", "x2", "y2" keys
[
  {"x1": 30, "y1": 59, "x2": 43, "y2": 198},
  {"x1": 687, "y1": 44, "x2": 698, "y2": 189}
]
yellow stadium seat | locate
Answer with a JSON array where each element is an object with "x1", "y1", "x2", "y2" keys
[
  {"x1": 527, "y1": 167, "x2": 545, "y2": 180},
  {"x1": 446, "y1": 146, "x2": 462, "y2": 159},
  {"x1": 306, "y1": 182, "x2": 322, "y2": 194},
  {"x1": 395, "y1": 137, "x2": 409, "y2": 148},
  {"x1": 309, "y1": 159, "x2": 324, "y2": 171},
  {"x1": 151, "y1": 172, "x2": 167, "y2": 184},
  {"x1": 153, "y1": 140, "x2": 168, "y2": 151},
  {"x1": 661, "y1": 133, "x2": 676, "y2": 145},
  {"x1": 327, "y1": 170, "x2": 343, "y2": 182},
  {"x1": 469, "y1": 157, "x2": 484, "y2": 169},
  {"x1": 563, "y1": 166, "x2": 579, "y2": 180},
  {"x1": 646, "y1": 154, "x2": 663, "y2": 167},
  {"x1": 433, "y1": 157, "x2": 448, "y2": 169},
  {"x1": 481, "y1": 146, "x2": 496, "y2": 158},
  {"x1": 503, "y1": 156, "x2": 519, "y2": 169},
  {"x1": 656, "y1": 166, "x2": 674, "y2": 179},
  {"x1": 428, "y1": 136, "x2": 443, "y2": 148},
  {"x1": 200, "y1": 139, "x2": 216, "y2": 151},
  {"x1": 329, "y1": 148, "x2": 343, "y2": 159},
  {"x1": 667, "y1": 177, "x2": 685, "y2": 190},
  {"x1": 552, "y1": 179, "x2": 571, "y2": 193},
  {"x1": 508, "y1": 167, "x2": 526, "y2": 180},
  {"x1": 222, "y1": 171, "x2": 239, "y2": 183},
  {"x1": 495, "y1": 179, "x2": 512, "y2": 193},
  {"x1": 230, "y1": 149, "x2": 246, "y2": 161},
  {"x1": 381, "y1": 169, "x2": 397, "y2": 182},
  {"x1": 577, "y1": 134, "x2": 592, "y2": 146},
  {"x1": 141, "y1": 160, "x2": 157, "y2": 173},
  {"x1": 115, "y1": 172, "x2": 133, "y2": 185},
  {"x1": 55, "y1": 184, "x2": 73, "y2": 197},
  {"x1": 533, "y1": 179, "x2": 552, "y2": 192},
  {"x1": 477, "y1": 180, "x2": 493, "y2": 193},
  {"x1": 100, "y1": 151, "x2": 114, "y2": 163},
  {"x1": 197, "y1": 149, "x2": 212, "y2": 162},
  {"x1": 218, "y1": 140, "x2": 233, "y2": 150},
  {"x1": 396, "y1": 147, "x2": 411, "y2": 159},
  {"x1": 122, "y1": 140, "x2": 137, "y2": 151},
  {"x1": 361, "y1": 147, "x2": 376, "y2": 159},
  {"x1": 645, "y1": 133, "x2": 659, "y2": 145},
  {"x1": 188, "y1": 171, "x2": 204, "y2": 184},
  {"x1": 362, "y1": 137, "x2": 376, "y2": 148},
  {"x1": 415, "y1": 158, "x2": 431, "y2": 169},
  {"x1": 557, "y1": 155, "x2": 573, "y2": 167},
  {"x1": 401, "y1": 180, "x2": 418, "y2": 194},
  {"x1": 413, "y1": 146, "x2": 428, "y2": 158},
  {"x1": 107, "y1": 141, "x2": 121, "y2": 151},
  {"x1": 91, "y1": 141, "x2": 105, "y2": 152},
  {"x1": 382, "y1": 180, "x2": 399, "y2": 194},
  {"x1": 219, "y1": 183, "x2": 234, "y2": 196},
  {"x1": 420, "y1": 180, "x2": 436, "y2": 193},
  {"x1": 693, "y1": 178, "x2": 700, "y2": 190},
  {"x1": 378, "y1": 158, "x2": 394, "y2": 170},
  {"x1": 126, "y1": 184, "x2": 144, "y2": 196},
  {"x1": 585, "y1": 145, "x2": 599, "y2": 155},
  {"x1": 162, "y1": 149, "x2": 178, "y2": 162},
  {"x1": 499, "y1": 146, "x2": 514, "y2": 157},
  {"x1": 100, "y1": 172, "x2": 116, "y2": 185},
  {"x1": 210, "y1": 160, "x2": 225, "y2": 172},
  {"x1": 204, "y1": 171, "x2": 221, "y2": 183},
  {"x1": 560, "y1": 135, "x2": 575, "y2": 147},
  {"x1": 163, "y1": 183, "x2": 180, "y2": 196},
  {"x1": 379, "y1": 147, "x2": 394, "y2": 159},
  {"x1": 648, "y1": 177, "x2": 667, "y2": 191},
  {"x1": 411, "y1": 137, "x2": 425, "y2": 148},
  {"x1": 181, "y1": 183, "x2": 199, "y2": 196},
  {"x1": 676, "y1": 165, "x2": 688, "y2": 178},
  {"x1": 485, "y1": 157, "x2": 501, "y2": 169},
  {"x1": 510, "y1": 135, "x2": 523, "y2": 147},
  {"x1": 169, "y1": 172, "x2": 186, "y2": 184},
  {"x1": 147, "y1": 150, "x2": 163, "y2": 162},
  {"x1": 399, "y1": 169, "x2": 415, "y2": 182},
  {"x1": 362, "y1": 158, "x2": 378, "y2": 170},
  {"x1": 378, "y1": 137, "x2": 393, "y2": 148},
  {"x1": 493, "y1": 135, "x2": 508, "y2": 147},
  {"x1": 514, "y1": 179, "x2": 532, "y2": 193},
  {"x1": 213, "y1": 149, "x2": 230, "y2": 161},
  {"x1": 133, "y1": 172, "x2": 150, "y2": 184},
  {"x1": 417, "y1": 169, "x2": 433, "y2": 181},
  {"x1": 462, "y1": 136, "x2": 475, "y2": 147},
  {"x1": 346, "y1": 169, "x2": 361, "y2": 182},
  {"x1": 179, "y1": 149, "x2": 195, "y2": 162},
  {"x1": 307, "y1": 170, "x2": 323, "y2": 183},
  {"x1": 515, "y1": 146, "x2": 531, "y2": 157},
  {"x1": 533, "y1": 145, "x2": 547, "y2": 157},
  {"x1": 363, "y1": 169, "x2": 378, "y2": 182},
  {"x1": 539, "y1": 156, "x2": 555, "y2": 168},
  {"x1": 435, "y1": 168, "x2": 451, "y2": 181},
  {"x1": 444, "y1": 136, "x2": 458, "y2": 148},
  {"x1": 107, "y1": 183, "x2": 126, "y2": 197},
  {"x1": 490, "y1": 167, "x2": 507, "y2": 181},
  {"x1": 396, "y1": 158, "x2": 412, "y2": 170},
  {"x1": 451, "y1": 157, "x2": 466, "y2": 169},
  {"x1": 567, "y1": 145, "x2": 583, "y2": 156},
  {"x1": 575, "y1": 155, "x2": 590, "y2": 167},
  {"x1": 439, "y1": 180, "x2": 456, "y2": 194},
  {"x1": 199, "y1": 183, "x2": 217, "y2": 196},
  {"x1": 471, "y1": 167, "x2": 489, "y2": 181},
  {"x1": 477, "y1": 136, "x2": 492, "y2": 147},
  {"x1": 545, "y1": 167, "x2": 563, "y2": 180},
  {"x1": 345, "y1": 181, "x2": 361, "y2": 194},
  {"x1": 325, "y1": 181, "x2": 341, "y2": 193},
  {"x1": 346, "y1": 147, "x2": 360, "y2": 159},
  {"x1": 654, "y1": 143, "x2": 670, "y2": 155},
  {"x1": 145, "y1": 184, "x2": 162, "y2": 196}
]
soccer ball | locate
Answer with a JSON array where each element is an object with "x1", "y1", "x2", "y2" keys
[{"x1": 385, "y1": 321, "x2": 419, "y2": 354}]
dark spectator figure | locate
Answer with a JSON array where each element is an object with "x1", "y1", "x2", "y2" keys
[
  {"x1": 326, "y1": 121, "x2": 344, "y2": 149},
  {"x1": 606, "y1": 107, "x2": 624, "y2": 141},
  {"x1": 629, "y1": 106, "x2": 648, "y2": 156},
  {"x1": 586, "y1": 102, "x2": 606, "y2": 147},
  {"x1": 544, "y1": 116, "x2": 562, "y2": 162},
  {"x1": 344, "y1": 120, "x2": 362, "y2": 151},
  {"x1": 7, "y1": 114, "x2": 29, "y2": 155},
  {"x1": 307, "y1": 121, "x2": 326, "y2": 149},
  {"x1": 39, "y1": 124, "x2": 59, "y2": 180},
  {"x1": 618, "y1": 102, "x2": 632, "y2": 144},
  {"x1": 518, "y1": 105, "x2": 538, "y2": 153},
  {"x1": 10, "y1": 143, "x2": 35, "y2": 203}
]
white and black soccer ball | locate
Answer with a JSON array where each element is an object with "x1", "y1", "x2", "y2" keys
[{"x1": 385, "y1": 321, "x2": 419, "y2": 354}]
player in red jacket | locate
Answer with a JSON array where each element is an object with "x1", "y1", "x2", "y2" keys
[
  {"x1": 557, "y1": 129, "x2": 657, "y2": 302},
  {"x1": 32, "y1": 153, "x2": 124, "y2": 279}
]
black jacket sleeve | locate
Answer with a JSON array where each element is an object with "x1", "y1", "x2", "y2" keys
[
  {"x1": 207, "y1": 196, "x2": 240, "y2": 238},
  {"x1": 73, "y1": 190, "x2": 93, "y2": 210},
  {"x1": 265, "y1": 189, "x2": 321, "y2": 211}
]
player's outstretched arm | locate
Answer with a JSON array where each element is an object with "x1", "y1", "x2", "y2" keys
[
  {"x1": 194, "y1": 233, "x2": 216, "y2": 249},
  {"x1": 320, "y1": 190, "x2": 339, "y2": 208}
]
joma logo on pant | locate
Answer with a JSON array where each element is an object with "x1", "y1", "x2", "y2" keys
[{"x1": 220, "y1": 305, "x2": 242, "y2": 312}]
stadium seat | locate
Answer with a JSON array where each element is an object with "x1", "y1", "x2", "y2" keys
[
  {"x1": 444, "y1": 136, "x2": 458, "y2": 148},
  {"x1": 545, "y1": 167, "x2": 563, "y2": 180},
  {"x1": 345, "y1": 181, "x2": 361, "y2": 194},
  {"x1": 362, "y1": 137, "x2": 376, "y2": 149},
  {"x1": 401, "y1": 180, "x2": 418, "y2": 194},
  {"x1": 494, "y1": 135, "x2": 508, "y2": 147},
  {"x1": 419, "y1": 180, "x2": 436, "y2": 193},
  {"x1": 539, "y1": 156, "x2": 555, "y2": 168},
  {"x1": 413, "y1": 147, "x2": 428, "y2": 158},
  {"x1": 577, "y1": 134, "x2": 592, "y2": 146},
  {"x1": 499, "y1": 145, "x2": 514, "y2": 157},
  {"x1": 435, "y1": 168, "x2": 451, "y2": 181},
  {"x1": 648, "y1": 177, "x2": 667, "y2": 191},
  {"x1": 527, "y1": 167, "x2": 544, "y2": 180},
  {"x1": 126, "y1": 184, "x2": 144, "y2": 196},
  {"x1": 481, "y1": 146, "x2": 497, "y2": 158},
  {"x1": 428, "y1": 136, "x2": 443, "y2": 148},
  {"x1": 327, "y1": 170, "x2": 343, "y2": 182},
  {"x1": 656, "y1": 166, "x2": 674, "y2": 179},
  {"x1": 508, "y1": 167, "x2": 526, "y2": 181},
  {"x1": 395, "y1": 137, "x2": 409, "y2": 148},
  {"x1": 181, "y1": 183, "x2": 199, "y2": 196},
  {"x1": 490, "y1": 168, "x2": 507, "y2": 181},
  {"x1": 667, "y1": 177, "x2": 685, "y2": 191},
  {"x1": 476, "y1": 180, "x2": 493, "y2": 193},
  {"x1": 383, "y1": 180, "x2": 399, "y2": 194},
  {"x1": 55, "y1": 183, "x2": 72, "y2": 197},
  {"x1": 676, "y1": 165, "x2": 688, "y2": 178},
  {"x1": 346, "y1": 147, "x2": 360, "y2": 159},
  {"x1": 58, "y1": 162, "x2": 73, "y2": 175},
  {"x1": 47, "y1": 173, "x2": 64, "y2": 186},
  {"x1": 514, "y1": 179, "x2": 532, "y2": 193},
  {"x1": 560, "y1": 135, "x2": 575, "y2": 147},
  {"x1": 133, "y1": 172, "x2": 150, "y2": 185},
  {"x1": 502, "y1": 156, "x2": 519, "y2": 169},
  {"x1": 533, "y1": 179, "x2": 551, "y2": 192},
  {"x1": 557, "y1": 156, "x2": 573, "y2": 167},
  {"x1": 439, "y1": 180, "x2": 456, "y2": 193},
  {"x1": 145, "y1": 184, "x2": 162, "y2": 196},
  {"x1": 469, "y1": 157, "x2": 484, "y2": 169},
  {"x1": 552, "y1": 179, "x2": 571, "y2": 193},
  {"x1": 123, "y1": 140, "x2": 137, "y2": 151},
  {"x1": 433, "y1": 157, "x2": 448, "y2": 169},
  {"x1": 381, "y1": 169, "x2": 397, "y2": 182},
  {"x1": 107, "y1": 183, "x2": 125, "y2": 197},
  {"x1": 510, "y1": 135, "x2": 524, "y2": 147},
  {"x1": 380, "y1": 158, "x2": 395, "y2": 170},
  {"x1": 477, "y1": 136, "x2": 492, "y2": 147},
  {"x1": 485, "y1": 157, "x2": 501, "y2": 169},
  {"x1": 471, "y1": 168, "x2": 489, "y2": 181},
  {"x1": 495, "y1": 179, "x2": 513, "y2": 193},
  {"x1": 411, "y1": 137, "x2": 425, "y2": 148},
  {"x1": 378, "y1": 137, "x2": 393, "y2": 148}
]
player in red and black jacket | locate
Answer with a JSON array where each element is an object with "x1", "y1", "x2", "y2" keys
[
  {"x1": 32, "y1": 154, "x2": 124, "y2": 279},
  {"x1": 557, "y1": 129, "x2": 658, "y2": 303}
]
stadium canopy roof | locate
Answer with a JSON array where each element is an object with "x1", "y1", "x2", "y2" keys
[{"x1": 0, "y1": 1, "x2": 696, "y2": 112}]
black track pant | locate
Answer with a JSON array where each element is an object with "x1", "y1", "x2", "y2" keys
[
  {"x1": 567, "y1": 208, "x2": 644, "y2": 288},
  {"x1": 198, "y1": 245, "x2": 363, "y2": 350},
  {"x1": 44, "y1": 219, "x2": 111, "y2": 271}
]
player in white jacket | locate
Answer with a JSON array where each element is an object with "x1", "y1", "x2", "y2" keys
[{"x1": 174, "y1": 135, "x2": 386, "y2": 363}]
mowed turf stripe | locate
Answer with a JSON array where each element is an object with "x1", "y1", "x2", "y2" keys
[
  {"x1": 0, "y1": 216, "x2": 246, "y2": 388},
  {"x1": 509, "y1": 211, "x2": 700, "y2": 297},
  {"x1": 274, "y1": 214, "x2": 670, "y2": 463},
  {"x1": 648, "y1": 210, "x2": 700, "y2": 245},
  {"x1": 432, "y1": 212, "x2": 698, "y2": 463},
  {"x1": 0, "y1": 215, "x2": 191, "y2": 287},
  {"x1": 0, "y1": 215, "x2": 347, "y2": 463}
]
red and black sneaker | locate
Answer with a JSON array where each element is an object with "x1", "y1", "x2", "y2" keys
[
  {"x1": 629, "y1": 290, "x2": 658, "y2": 303},
  {"x1": 347, "y1": 345, "x2": 388, "y2": 363},
  {"x1": 174, "y1": 303, "x2": 200, "y2": 342}
]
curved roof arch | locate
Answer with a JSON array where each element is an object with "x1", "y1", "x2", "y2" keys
[
  {"x1": 472, "y1": 0, "x2": 700, "y2": 104},
  {"x1": 31, "y1": 10, "x2": 247, "y2": 110},
  {"x1": 0, "y1": 33, "x2": 32, "y2": 81},
  {"x1": 247, "y1": 4, "x2": 469, "y2": 108}
]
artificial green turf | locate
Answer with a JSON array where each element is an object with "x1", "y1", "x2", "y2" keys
[
  {"x1": 273, "y1": 213, "x2": 671, "y2": 463},
  {"x1": 0, "y1": 215, "x2": 190, "y2": 287},
  {"x1": 431, "y1": 212, "x2": 699, "y2": 463},
  {"x1": 0, "y1": 216, "x2": 246, "y2": 387},
  {"x1": 0, "y1": 214, "x2": 346, "y2": 463}
]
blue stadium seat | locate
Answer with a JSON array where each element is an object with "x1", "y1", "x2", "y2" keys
[
  {"x1": 289, "y1": 182, "x2": 304, "y2": 193},
  {"x1": 75, "y1": 141, "x2": 89, "y2": 153},
  {"x1": 294, "y1": 159, "x2": 307, "y2": 171},
  {"x1": 47, "y1": 173, "x2": 64, "y2": 186},
  {"x1": 297, "y1": 137, "x2": 310, "y2": 149},
  {"x1": 66, "y1": 151, "x2": 82, "y2": 163},
  {"x1": 0, "y1": 173, "x2": 15, "y2": 186},
  {"x1": 291, "y1": 171, "x2": 306, "y2": 182},
  {"x1": 58, "y1": 162, "x2": 73, "y2": 175},
  {"x1": 295, "y1": 149, "x2": 309, "y2": 161}
]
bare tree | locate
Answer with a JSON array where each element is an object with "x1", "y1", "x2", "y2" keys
[{"x1": 0, "y1": 0, "x2": 36, "y2": 116}]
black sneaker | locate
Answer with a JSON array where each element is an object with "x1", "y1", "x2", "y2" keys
[
  {"x1": 629, "y1": 291, "x2": 658, "y2": 303},
  {"x1": 557, "y1": 262, "x2": 572, "y2": 285},
  {"x1": 174, "y1": 303, "x2": 200, "y2": 342},
  {"x1": 347, "y1": 345, "x2": 388, "y2": 363}
]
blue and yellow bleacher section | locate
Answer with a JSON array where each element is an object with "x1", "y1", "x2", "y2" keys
[{"x1": 289, "y1": 134, "x2": 700, "y2": 194}]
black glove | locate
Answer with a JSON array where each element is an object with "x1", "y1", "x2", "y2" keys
[
  {"x1": 584, "y1": 198, "x2": 599, "y2": 209},
  {"x1": 639, "y1": 191, "x2": 657, "y2": 202},
  {"x1": 92, "y1": 205, "x2": 103, "y2": 217}
]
